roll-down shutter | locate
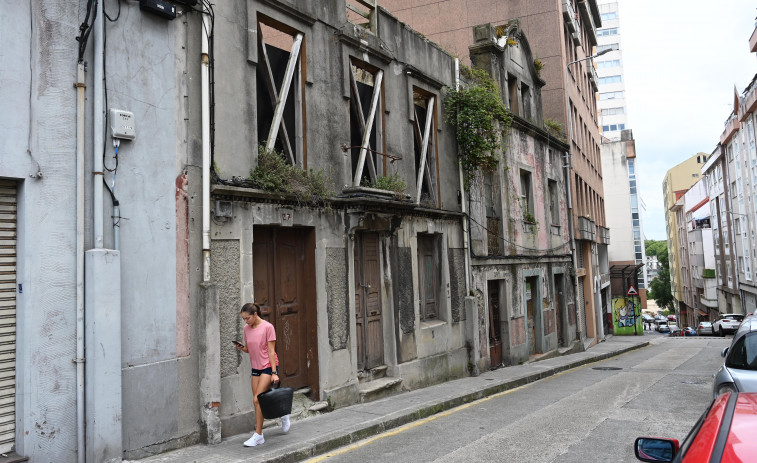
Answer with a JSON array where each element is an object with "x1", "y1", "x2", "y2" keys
[{"x1": 0, "y1": 180, "x2": 17, "y2": 453}]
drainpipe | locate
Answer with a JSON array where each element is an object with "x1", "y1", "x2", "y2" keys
[
  {"x1": 455, "y1": 58, "x2": 471, "y2": 295},
  {"x1": 93, "y1": 0, "x2": 104, "y2": 250},
  {"x1": 75, "y1": 61, "x2": 86, "y2": 463},
  {"x1": 564, "y1": 150, "x2": 580, "y2": 342},
  {"x1": 201, "y1": 10, "x2": 211, "y2": 282}
]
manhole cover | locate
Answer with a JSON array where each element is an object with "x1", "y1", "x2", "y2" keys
[{"x1": 592, "y1": 367, "x2": 622, "y2": 371}]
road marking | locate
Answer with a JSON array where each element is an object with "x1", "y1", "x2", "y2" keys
[{"x1": 305, "y1": 346, "x2": 648, "y2": 462}]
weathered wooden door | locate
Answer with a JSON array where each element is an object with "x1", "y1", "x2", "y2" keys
[
  {"x1": 554, "y1": 274, "x2": 568, "y2": 347},
  {"x1": 488, "y1": 280, "x2": 502, "y2": 367},
  {"x1": 355, "y1": 232, "x2": 383, "y2": 370},
  {"x1": 526, "y1": 277, "x2": 536, "y2": 356},
  {"x1": 253, "y1": 227, "x2": 316, "y2": 391},
  {"x1": 417, "y1": 235, "x2": 439, "y2": 320}
]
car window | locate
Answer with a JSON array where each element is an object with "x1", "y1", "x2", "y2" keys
[{"x1": 726, "y1": 333, "x2": 757, "y2": 370}]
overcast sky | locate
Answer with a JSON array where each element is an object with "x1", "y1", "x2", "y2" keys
[{"x1": 617, "y1": 1, "x2": 757, "y2": 240}]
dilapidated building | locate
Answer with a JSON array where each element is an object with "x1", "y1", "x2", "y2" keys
[{"x1": 1, "y1": 1, "x2": 579, "y2": 460}]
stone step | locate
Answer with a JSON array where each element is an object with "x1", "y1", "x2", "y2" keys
[
  {"x1": 357, "y1": 365, "x2": 389, "y2": 383},
  {"x1": 358, "y1": 377, "x2": 403, "y2": 403}
]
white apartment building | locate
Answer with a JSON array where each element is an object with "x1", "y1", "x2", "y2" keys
[{"x1": 596, "y1": 1, "x2": 628, "y2": 138}]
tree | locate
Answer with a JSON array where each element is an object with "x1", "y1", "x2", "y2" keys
[
  {"x1": 645, "y1": 239, "x2": 668, "y2": 257},
  {"x1": 648, "y1": 247, "x2": 674, "y2": 311}
]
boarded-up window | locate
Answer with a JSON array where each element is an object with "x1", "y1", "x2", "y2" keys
[
  {"x1": 418, "y1": 234, "x2": 440, "y2": 321},
  {"x1": 257, "y1": 16, "x2": 305, "y2": 167},
  {"x1": 413, "y1": 88, "x2": 439, "y2": 207},
  {"x1": 349, "y1": 59, "x2": 384, "y2": 186}
]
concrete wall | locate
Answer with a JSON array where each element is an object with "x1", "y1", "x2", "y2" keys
[{"x1": 601, "y1": 140, "x2": 633, "y2": 262}]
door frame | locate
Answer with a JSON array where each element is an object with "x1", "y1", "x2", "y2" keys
[
  {"x1": 523, "y1": 269, "x2": 543, "y2": 355},
  {"x1": 252, "y1": 226, "x2": 319, "y2": 396}
]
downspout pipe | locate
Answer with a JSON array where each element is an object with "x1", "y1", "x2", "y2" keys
[
  {"x1": 93, "y1": 0, "x2": 104, "y2": 249},
  {"x1": 455, "y1": 58, "x2": 471, "y2": 295},
  {"x1": 201, "y1": 9, "x2": 211, "y2": 282},
  {"x1": 75, "y1": 61, "x2": 86, "y2": 463}
]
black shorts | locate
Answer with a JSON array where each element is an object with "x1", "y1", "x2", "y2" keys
[{"x1": 251, "y1": 367, "x2": 273, "y2": 377}]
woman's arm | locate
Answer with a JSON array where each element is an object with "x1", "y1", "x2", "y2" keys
[{"x1": 268, "y1": 340, "x2": 278, "y2": 380}]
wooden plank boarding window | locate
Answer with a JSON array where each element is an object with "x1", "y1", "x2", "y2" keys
[
  {"x1": 413, "y1": 88, "x2": 439, "y2": 207},
  {"x1": 0, "y1": 180, "x2": 17, "y2": 453},
  {"x1": 417, "y1": 234, "x2": 440, "y2": 321},
  {"x1": 349, "y1": 59, "x2": 384, "y2": 187},
  {"x1": 257, "y1": 16, "x2": 305, "y2": 167}
]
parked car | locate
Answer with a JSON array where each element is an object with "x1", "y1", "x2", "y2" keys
[
  {"x1": 668, "y1": 326, "x2": 683, "y2": 337},
  {"x1": 697, "y1": 321, "x2": 713, "y2": 336},
  {"x1": 642, "y1": 314, "x2": 655, "y2": 324},
  {"x1": 712, "y1": 313, "x2": 745, "y2": 336},
  {"x1": 713, "y1": 316, "x2": 757, "y2": 398},
  {"x1": 682, "y1": 327, "x2": 697, "y2": 336},
  {"x1": 667, "y1": 314, "x2": 677, "y2": 322},
  {"x1": 656, "y1": 321, "x2": 670, "y2": 333},
  {"x1": 635, "y1": 392, "x2": 757, "y2": 462}
]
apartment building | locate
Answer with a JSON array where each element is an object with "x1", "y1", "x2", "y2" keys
[
  {"x1": 663, "y1": 153, "x2": 711, "y2": 316},
  {"x1": 382, "y1": 0, "x2": 610, "y2": 347},
  {"x1": 595, "y1": 1, "x2": 628, "y2": 139}
]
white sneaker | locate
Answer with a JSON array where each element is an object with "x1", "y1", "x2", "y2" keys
[
  {"x1": 243, "y1": 432, "x2": 265, "y2": 447},
  {"x1": 281, "y1": 414, "x2": 291, "y2": 433}
]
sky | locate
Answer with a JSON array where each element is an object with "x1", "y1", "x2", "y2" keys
[{"x1": 617, "y1": 1, "x2": 757, "y2": 240}]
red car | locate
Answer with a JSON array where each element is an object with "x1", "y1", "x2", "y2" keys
[{"x1": 635, "y1": 392, "x2": 757, "y2": 462}]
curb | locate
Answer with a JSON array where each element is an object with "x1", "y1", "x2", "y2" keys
[{"x1": 259, "y1": 340, "x2": 650, "y2": 463}]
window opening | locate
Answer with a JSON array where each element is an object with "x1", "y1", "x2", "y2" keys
[
  {"x1": 413, "y1": 88, "x2": 439, "y2": 206},
  {"x1": 418, "y1": 234, "x2": 440, "y2": 321},
  {"x1": 520, "y1": 170, "x2": 534, "y2": 221},
  {"x1": 257, "y1": 18, "x2": 304, "y2": 166},
  {"x1": 349, "y1": 59, "x2": 385, "y2": 186},
  {"x1": 346, "y1": 0, "x2": 377, "y2": 33}
]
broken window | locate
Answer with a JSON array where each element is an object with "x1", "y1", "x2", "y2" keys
[
  {"x1": 413, "y1": 88, "x2": 439, "y2": 206},
  {"x1": 349, "y1": 59, "x2": 385, "y2": 187},
  {"x1": 346, "y1": 0, "x2": 377, "y2": 33},
  {"x1": 256, "y1": 16, "x2": 305, "y2": 167},
  {"x1": 548, "y1": 179, "x2": 559, "y2": 225},
  {"x1": 485, "y1": 171, "x2": 501, "y2": 255},
  {"x1": 507, "y1": 74, "x2": 519, "y2": 116},
  {"x1": 520, "y1": 169, "x2": 534, "y2": 221}
]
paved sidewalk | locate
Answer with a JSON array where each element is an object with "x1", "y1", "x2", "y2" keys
[{"x1": 132, "y1": 336, "x2": 649, "y2": 463}]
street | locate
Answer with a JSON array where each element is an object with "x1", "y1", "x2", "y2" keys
[{"x1": 306, "y1": 336, "x2": 729, "y2": 463}]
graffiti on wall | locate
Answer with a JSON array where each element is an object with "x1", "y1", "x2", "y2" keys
[{"x1": 612, "y1": 296, "x2": 642, "y2": 335}]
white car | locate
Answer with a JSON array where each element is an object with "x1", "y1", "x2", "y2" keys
[{"x1": 712, "y1": 314, "x2": 745, "y2": 336}]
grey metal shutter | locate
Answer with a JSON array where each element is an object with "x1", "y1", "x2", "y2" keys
[{"x1": 0, "y1": 180, "x2": 17, "y2": 453}]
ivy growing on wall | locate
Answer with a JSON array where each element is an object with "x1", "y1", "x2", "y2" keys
[{"x1": 444, "y1": 66, "x2": 512, "y2": 188}]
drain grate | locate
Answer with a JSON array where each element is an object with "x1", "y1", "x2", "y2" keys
[
  {"x1": 680, "y1": 379, "x2": 705, "y2": 385},
  {"x1": 592, "y1": 366, "x2": 623, "y2": 371}
]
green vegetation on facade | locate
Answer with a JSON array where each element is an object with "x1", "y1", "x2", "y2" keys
[
  {"x1": 444, "y1": 66, "x2": 512, "y2": 188},
  {"x1": 250, "y1": 146, "x2": 334, "y2": 207}
]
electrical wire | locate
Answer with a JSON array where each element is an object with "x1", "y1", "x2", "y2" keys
[
  {"x1": 465, "y1": 212, "x2": 571, "y2": 255},
  {"x1": 104, "y1": 0, "x2": 121, "y2": 22},
  {"x1": 76, "y1": 0, "x2": 97, "y2": 61}
]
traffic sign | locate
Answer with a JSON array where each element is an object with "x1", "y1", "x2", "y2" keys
[{"x1": 626, "y1": 285, "x2": 638, "y2": 296}]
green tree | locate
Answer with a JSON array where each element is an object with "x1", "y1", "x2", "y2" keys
[
  {"x1": 648, "y1": 247, "x2": 674, "y2": 311},
  {"x1": 645, "y1": 239, "x2": 668, "y2": 257}
]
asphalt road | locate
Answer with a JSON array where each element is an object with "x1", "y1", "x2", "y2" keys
[{"x1": 305, "y1": 336, "x2": 730, "y2": 463}]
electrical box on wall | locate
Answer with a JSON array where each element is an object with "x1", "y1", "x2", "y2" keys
[
  {"x1": 109, "y1": 109, "x2": 136, "y2": 140},
  {"x1": 139, "y1": 0, "x2": 177, "y2": 20}
]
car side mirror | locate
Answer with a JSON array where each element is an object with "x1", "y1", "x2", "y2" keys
[
  {"x1": 721, "y1": 347, "x2": 729, "y2": 358},
  {"x1": 635, "y1": 437, "x2": 679, "y2": 462}
]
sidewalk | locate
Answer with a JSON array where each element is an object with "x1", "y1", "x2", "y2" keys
[{"x1": 132, "y1": 336, "x2": 649, "y2": 463}]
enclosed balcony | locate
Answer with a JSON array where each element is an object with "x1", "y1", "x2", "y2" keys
[
  {"x1": 562, "y1": 0, "x2": 581, "y2": 45},
  {"x1": 577, "y1": 216, "x2": 596, "y2": 241}
]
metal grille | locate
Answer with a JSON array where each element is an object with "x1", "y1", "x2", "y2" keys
[{"x1": 0, "y1": 180, "x2": 16, "y2": 452}]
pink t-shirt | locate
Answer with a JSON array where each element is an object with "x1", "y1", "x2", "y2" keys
[{"x1": 244, "y1": 319, "x2": 279, "y2": 370}]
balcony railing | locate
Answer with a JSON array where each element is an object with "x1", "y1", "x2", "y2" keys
[
  {"x1": 599, "y1": 226, "x2": 610, "y2": 244},
  {"x1": 562, "y1": 0, "x2": 581, "y2": 45},
  {"x1": 577, "y1": 216, "x2": 596, "y2": 241}
]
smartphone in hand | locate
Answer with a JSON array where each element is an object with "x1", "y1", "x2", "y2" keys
[{"x1": 232, "y1": 340, "x2": 243, "y2": 347}]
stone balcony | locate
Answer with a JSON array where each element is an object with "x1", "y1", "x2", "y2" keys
[{"x1": 577, "y1": 216, "x2": 596, "y2": 241}]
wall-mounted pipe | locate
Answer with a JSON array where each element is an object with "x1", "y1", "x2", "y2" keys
[
  {"x1": 455, "y1": 58, "x2": 471, "y2": 295},
  {"x1": 201, "y1": 9, "x2": 211, "y2": 282},
  {"x1": 74, "y1": 61, "x2": 86, "y2": 463}
]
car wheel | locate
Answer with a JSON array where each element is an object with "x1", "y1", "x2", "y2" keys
[{"x1": 719, "y1": 327, "x2": 724, "y2": 337}]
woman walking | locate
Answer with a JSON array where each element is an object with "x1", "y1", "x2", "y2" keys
[{"x1": 235, "y1": 302, "x2": 291, "y2": 447}]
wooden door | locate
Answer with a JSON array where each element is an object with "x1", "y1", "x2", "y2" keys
[
  {"x1": 355, "y1": 232, "x2": 383, "y2": 370},
  {"x1": 554, "y1": 274, "x2": 567, "y2": 347},
  {"x1": 526, "y1": 277, "x2": 536, "y2": 356},
  {"x1": 488, "y1": 280, "x2": 502, "y2": 368},
  {"x1": 253, "y1": 227, "x2": 315, "y2": 391}
]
